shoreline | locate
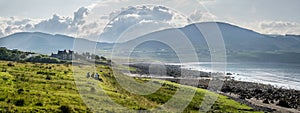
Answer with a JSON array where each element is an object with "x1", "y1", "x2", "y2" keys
[
  {"x1": 126, "y1": 73, "x2": 300, "y2": 112},
  {"x1": 178, "y1": 62, "x2": 300, "y2": 90},
  {"x1": 124, "y1": 63, "x2": 300, "y2": 112}
]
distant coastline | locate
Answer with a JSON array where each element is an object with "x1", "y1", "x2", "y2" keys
[{"x1": 124, "y1": 62, "x2": 300, "y2": 112}]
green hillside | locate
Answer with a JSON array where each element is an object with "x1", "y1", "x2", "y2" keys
[{"x1": 0, "y1": 60, "x2": 262, "y2": 112}]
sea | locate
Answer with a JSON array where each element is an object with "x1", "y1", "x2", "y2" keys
[{"x1": 178, "y1": 62, "x2": 300, "y2": 90}]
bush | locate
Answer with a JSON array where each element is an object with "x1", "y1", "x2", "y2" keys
[
  {"x1": 14, "y1": 99, "x2": 25, "y2": 106},
  {"x1": 37, "y1": 71, "x2": 56, "y2": 76},
  {"x1": 46, "y1": 75, "x2": 52, "y2": 80},
  {"x1": 35, "y1": 102, "x2": 43, "y2": 106},
  {"x1": 90, "y1": 87, "x2": 96, "y2": 93},
  {"x1": 7, "y1": 62, "x2": 14, "y2": 67},
  {"x1": 60, "y1": 105, "x2": 74, "y2": 113},
  {"x1": 26, "y1": 55, "x2": 61, "y2": 63},
  {"x1": 18, "y1": 88, "x2": 24, "y2": 94},
  {"x1": 0, "y1": 97, "x2": 5, "y2": 101}
]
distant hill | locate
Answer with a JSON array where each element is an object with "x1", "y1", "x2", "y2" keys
[
  {"x1": 117, "y1": 22, "x2": 300, "y2": 63},
  {"x1": 1, "y1": 22, "x2": 300, "y2": 63},
  {"x1": 122, "y1": 22, "x2": 300, "y2": 52},
  {"x1": 0, "y1": 32, "x2": 113, "y2": 55}
]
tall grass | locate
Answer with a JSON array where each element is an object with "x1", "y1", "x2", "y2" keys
[{"x1": 0, "y1": 60, "x2": 262, "y2": 113}]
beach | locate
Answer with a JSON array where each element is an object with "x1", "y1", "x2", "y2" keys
[{"x1": 124, "y1": 63, "x2": 300, "y2": 112}]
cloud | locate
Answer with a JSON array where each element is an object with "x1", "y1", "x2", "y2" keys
[
  {"x1": 100, "y1": 5, "x2": 189, "y2": 42},
  {"x1": 12, "y1": 19, "x2": 31, "y2": 26},
  {"x1": 1, "y1": 1, "x2": 299, "y2": 42},
  {"x1": 0, "y1": 29, "x2": 3, "y2": 37},
  {"x1": 260, "y1": 21, "x2": 298, "y2": 29},
  {"x1": 0, "y1": 4, "x2": 193, "y2": 42},
  {"x1": 33, "y1": 7, "x2": 90, "y2": 35},
  {"x1": 4, "y1": 26, "x2": 12, "y2": 33},
  {"x1": 0, "y1": 7, "x2": 90, "y2": 37},
  {"x1": 189, "y1": 10, "x2": 217, "y2": 22},
  {"x1": 0, "y1": 17, "x2": 39, "y2": 36},
  {"x1": 72, "y1": 7, "x2": 89, "y2": 25},
  {"x1": 259, "y1": 21, "x2": 300, "y2": 34},
  {"x1": 33, "y1": 14, "x2": 72, "y2": 34}
]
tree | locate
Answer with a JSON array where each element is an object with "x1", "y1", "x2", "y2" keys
[
  {"x1": 100, "y1": 56, "x2": 107, "y2": 61},
  {"x1": 95, "y1": 55, "x2": 100, "y2": 60}
]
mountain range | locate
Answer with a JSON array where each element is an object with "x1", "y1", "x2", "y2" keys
[
  {"x1": 1, "y1": 22, "x2": 300, "y2": 63},
  {"x1": 0, "y1": 32, "x2": 113, "y2": 55}
]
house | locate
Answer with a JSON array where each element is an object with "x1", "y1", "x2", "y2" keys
[{"x1": 51, "y1": 50, "x2": 74, "y2": 60}]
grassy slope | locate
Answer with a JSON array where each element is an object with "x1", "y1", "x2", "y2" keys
[
  {"x1": 0, "y1": 61, "x2": 89, "y2": 112},
  {"x1": 0, "y1": 61, "x2": 262, "y2": 113}
]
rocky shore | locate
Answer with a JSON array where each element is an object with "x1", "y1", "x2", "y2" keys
[{"x1": 126, "y1": 63, "x2": 300, "y2": 112}]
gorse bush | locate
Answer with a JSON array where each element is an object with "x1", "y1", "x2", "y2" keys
[
  {"x1": 46, "y1": 75, "x2": 52, "y2": 80},
  {"x1": 0, "y1": 47, "x2": 63, "y2": 64},
  {"x1": 60, "y1": 105, "x2": 74, "y2": 113},
  {"x1": 37, "y1": 71, "x2": 56, "y2": 76},
  {"x1": 14, "y1": 99, "x2": 25, "y2": 106},
  {"x1": 35, "y1": 102, "x2": 43, "y2": 106},
  {"x1": 7, "y1": 62, "x2": 14, "y2": 67}
]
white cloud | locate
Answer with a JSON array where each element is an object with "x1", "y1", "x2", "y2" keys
[
  {"x1": 4, "y1": 26, "x2": 12, "y2": 33},
  {"x1": 72, "y1": 7, "x2": 89, "y2": 25},
  {"x1": 1, "y1": 1, "x2": 300, "y2": 42},
  {"x1": 0, "y1": 1, "x2": 202, "y2": 41},
  {"x1": 33, "y1": 14, "x2": 72, "y2": 34},
  {"x1": 189, "y1": 10, "x2": 217, "y2": 22},
  {"x1": 258, "y1": 21, "x2": 300, "y2": 35},
  {"x1": 12, "y1": 19, "x2": 31, "y2": 26},
  {"x1": 99, "y1": 5, "x2": 189, "y2": 42},
  {"x1": 0, "y1": 17, "x2": 37, "y2": 36},
  {"x1": 260, "y1": 21, "x2": 298, "y2": 29},
  {"x1": 0, "y1": 29, "x2": 4, "y2": 37},
  {"x1": 0, "y1": 7, "x2": 90, "y2": 37}
]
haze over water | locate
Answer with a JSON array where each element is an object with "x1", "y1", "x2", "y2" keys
[{"x1": 181, "y1": 62, "x2": 300, "y2": 90}]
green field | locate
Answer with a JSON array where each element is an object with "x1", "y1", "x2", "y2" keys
[{"x1": 0, "y1": 60, "x2": 262, "y2": 113}]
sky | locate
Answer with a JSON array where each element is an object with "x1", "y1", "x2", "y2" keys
[{"x1": 0, "y1": 0, "x2": 299, "y2": 41}]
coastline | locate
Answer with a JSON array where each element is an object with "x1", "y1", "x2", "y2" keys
[
  {"x1": 125, "y1": 73, "x2": 300, "y2": 112},
  {"x1": 124, "y1": 63, "x2": 300, "y2": 112}
]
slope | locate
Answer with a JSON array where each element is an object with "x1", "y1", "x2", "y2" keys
[
  {"x1": 0, "y1": 60, "x2": 262, "y2": 112},
  {"x1": 0, "y1": 32, "x2": 113, "y2": 55}
]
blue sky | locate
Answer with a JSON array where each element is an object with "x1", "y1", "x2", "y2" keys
[{"x1": 0, "y1": 0, "x2": 299, "y2": 40}]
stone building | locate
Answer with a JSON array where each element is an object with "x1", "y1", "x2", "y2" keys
[{"x1": 51, "y1": 50, "x2": 74, "y2": 60}]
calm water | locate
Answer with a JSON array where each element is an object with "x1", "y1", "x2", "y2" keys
[{"x1": 181, "y1": 62, "x2": 300, "y2": 90}]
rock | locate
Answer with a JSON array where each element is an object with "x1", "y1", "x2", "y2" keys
[
  {"x1": 277, "y1": 100, "x2": 291, "y2": 108},
  {"x1": 226, "y1": 73, "x2": 233, "y2": 75},
  {"x1": 263, "y1": 99, "x2": 269, "y2": 104}
]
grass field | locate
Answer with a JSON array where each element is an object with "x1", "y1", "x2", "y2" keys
[{"x1": 0, "y1": 60, "x2": 262, "y2": 113}]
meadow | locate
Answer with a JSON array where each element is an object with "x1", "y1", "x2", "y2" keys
[{"x1": 0, "y1": 60, "x2": 262, "y2": 112}]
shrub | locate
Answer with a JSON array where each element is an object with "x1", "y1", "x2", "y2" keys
[
  {"x1": 14, "y1": 99, "x2": 25, "y2": 106},
  {"x1": 17, "y1": 88, "x2": 24, "y2": 94},
  {"x1": 0, "y1": 97, "x2": 5, "y2": 101},
  {"x1": 90, "y1": 87, "x2": 96, "y2": 93},
  {"x1": 64, "y1": 71, "x2": 68, "y2": 74},
  {"x1": 7, "y1": 62, "x2": 14, "y2": 67},
  {"x1": 46, "y1": 75, "x2": 52, "y2": 80},
  {"x1": 60, "y1": 105, "x2": 74, "y2": 113},
  {"x1": 37, "y1": 71, "x2": 56, "y2": 76},
  {"x1": 35, "y1": 102, "x2": 43, "y2": 106}
]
